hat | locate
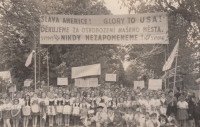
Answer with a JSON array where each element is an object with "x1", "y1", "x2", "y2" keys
[
  {"x1": 168, "y1": 90, "x2": 173, "y2": 94},
  {"x1": 150, "y1": 113, "x2": 157, "y2": 117},
  {"x1": 97, "y1": 106, "x2": 104, "y2": 109},
  {"x1": 160, "y1": 114, "x2": 166, "y2": 118},
  {"x1": 107, "y1": 107, "x2": 113, "y2": 110}
]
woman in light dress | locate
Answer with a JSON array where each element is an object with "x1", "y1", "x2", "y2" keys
[
  {"x1": 160, "y1": 93, "x2": 167, "y2": 116},
  {"x1": 55, "y1": 92, "x2": 64, "y2": 126},
  {"x1": 22, "y1": 95, "x2": 31, "y2": 127},
  {"x1": 30, "y1": 93, "x2": 40, "y2": 127},
  {"x1": 2, "y1": 97, "x2": 12, "y2": 127},
  {"x1": 47, "y1": 92, "x2": 56, "y2": 126},
  {"x1": 63, "y1": 94, "x2": 71, "y2": 126},
  {"x1": 39, "y1": 92, "x2": 49, "y2": 127},
  {"x1": 11, "y1": 98, "x2": 22, "y2": 127}
]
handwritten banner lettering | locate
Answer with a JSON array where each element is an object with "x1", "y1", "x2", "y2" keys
[{"x1": 40, "y1": 13, "x2": 168, "y2": 44}]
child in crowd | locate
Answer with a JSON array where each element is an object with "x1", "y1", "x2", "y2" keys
[
  {"x1": 47, "y1": 93, "x2": 56, "y2": 126},
  {"x1": 56, "y1": 92, "x2": 64, "y2": 126},
  {"x1": 124, "y1": 108, "x2": 135, "y2": 127},
  {"x1": 63, "y1": 94, "x2": 71, "y2": 126},
  {"x1": 2, "y1": 97, "x2": 12, "y2": 127},
  {"x1": 72, "y1": 98, "x2": 81, "y2": 127},
  {"x1": 1, "y1": 83, "x2": 200, "y2": 127},
  {"x1": 22, "y1": 95, "x2": 31, "y2": 127},
  {"x1": 31, "y1": 93, "x2": 40, "y2": 127},
  {"x1": 11, "y1": 99, "x2": 21, "y2": 127},
  {"x1": 39, "y1": 92, "x2": 49, "y2": 127}
]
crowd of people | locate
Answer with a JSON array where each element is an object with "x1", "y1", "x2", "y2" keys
[{"x1": 0, "y1": 83, "x2": 199, "y2": 127}]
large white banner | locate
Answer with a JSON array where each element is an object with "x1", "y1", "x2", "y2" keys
[
  {"x1": 72, "y1": 64, "x2": 101, "y2": 79},
  {"x1": 105, "y1": 74, "x2": 116, "y2": 82},
  {"x1": 57, "y1": 78, "x2": 68, "y2": 85},
  {"x1": 148, "y1": 79, "x2": 162, "y2": 90},
  {"x1": 75, "y1": 78, "x2": 98, "y2": 87},
  {"x1": 134, "y1": 81, "x2": 145, "y2": 89},
  {"x1": 0, "y1": 71, "x2": 12, "y2": 83},
  {"x1": 40, "y1": 13, "x2": 168, "y2": 44}
]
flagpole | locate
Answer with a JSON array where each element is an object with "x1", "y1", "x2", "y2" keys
[
  {"x1": 39, "y1": 42, "x2": 41, "y2": 85},
  {"x1": 172, "y1": 50, "x2": 178, "y2": 105},
  {"x1": 167, "y1": 44, "x2": 169, "y2": 88},
  {"x1": 47, "y1": 51, "x2": 49, "y2": 88},
  {"x1": 34, "y1": 48, "x2": 37, "y2": 91},
  {"x1": 164, "y1": 45, "x2": 167, "y2": 90}
]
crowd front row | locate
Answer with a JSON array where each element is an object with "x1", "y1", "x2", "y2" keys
[{"x1": 0, "y1": 86, "x2": 199, "y2": 127}]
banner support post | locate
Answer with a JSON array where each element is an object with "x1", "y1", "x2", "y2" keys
[
  {"x1": 34, "y1": 40, "x2": 37, "y2": 91},
  {"x1": 47, "y1": 51, "x2": 49, "y2": 88},
  {"x1": 164, "y1": 45, "x2": 167, "y2": 90},
  {"x1": 172, "y1": 53, "x2": 178, "y2": 105}
]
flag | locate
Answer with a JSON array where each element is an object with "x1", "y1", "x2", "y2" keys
[
  {"x1": 25, "y1": 50, "x2": 34, "y2": 67},
  {"x1": 162, "y1": 40, "x2": 179, "y2": 71}
]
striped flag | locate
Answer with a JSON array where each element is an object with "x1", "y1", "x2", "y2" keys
[
  {"x1": 162, "y1": 40, "x2": 179, "y2": 71},
  {"x1": 25, "y1": 50, "x2": 35, "y2": 67}
]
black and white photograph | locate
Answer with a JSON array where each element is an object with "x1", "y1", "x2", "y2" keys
[{"x1": 0, "y1": 0, "x2": 199, "y2": 127}]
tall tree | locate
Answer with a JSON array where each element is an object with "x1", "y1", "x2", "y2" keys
[
  {"x1": 0, "y1": 0, "x2": 128, "y2": 89},
  {"x1": 119, "y1": 0, "x2": 197, "y2": 88}
]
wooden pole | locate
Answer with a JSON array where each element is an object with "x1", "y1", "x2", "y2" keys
[
  {"x1": 164, "y1": 45, "x2": 167, "y2": 90},
  {"x1": 167, "y1": 44, "x2": 169, "y2": 88},
  {"x1": 172, "y1": 54, "x2": 178, "y2": 105},
  {"x1": 47, "y1": 51, "x2": 49, "y2": 88},
  {"x1": 34, "y1": 41, "x2": 37, "y2": 91},
  {"x1": 39, "y1": 43, "x2": 41, "y2": 86}
]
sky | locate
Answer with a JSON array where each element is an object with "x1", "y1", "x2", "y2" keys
[{"x1": 103, "y1": 0, "x2": 129, "y2": 15}]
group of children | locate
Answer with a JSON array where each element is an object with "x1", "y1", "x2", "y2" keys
[{"x1": 0, "y1": 84, "x2": 197, "y2": 127}]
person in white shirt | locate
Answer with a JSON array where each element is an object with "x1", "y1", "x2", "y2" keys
[
  {"x1": 70, "y1": 92, "x2": 76, "y2": 105},
  {"x1": 124, "y1": 108, "x2": 135, "y2": 127},
  {"x1": 47, "y1": 92, "x2": 56, "y2": 127},
  {"x1": 138, "y1": 95, "x2": 145, "y2": 106},
  {"x1": 22, "y1": 95, "x2": 31, "y2": 127},
  {"x1": 72, "y1": 97, "x2": 81, "y2": 127},
  {"x1": 95, "y1": 106, "x2": 108, "y2": 127},
  {"x1": 39, "y1": 92, "x2": 49, "y2": 127},
  {"x1": 143, "y1": 95, "x2": 151, "y2": 113},
  {"x1": 30, "y1": 93, "x2": 40, "y2": 127},
  {"x1": 125, "y1": 96, "x2": 132, "y2": 108},
  {"x1": 160, "y1": 93, "x2": 167, "y2": 116},
  {"x1": 147, "y1": 113, "x2": 160, "y2": 127},
  {"x1": 55, "y1": 92, "x2": 64, "y2": 126},
  {"x1": 150, "y1": 94, "x2": 160, "y2": 116},
  {"x1": 177, "y1": 95, "x2": 188, "y2": 127},
  {"x1": 63, "y1": 94, "x2": 72, "y2": 126},
  {"x1": 16, "y1": 93, "x2": 25, "y2": 106}
]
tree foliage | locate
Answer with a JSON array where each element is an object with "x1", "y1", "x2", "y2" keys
[
  {"x1": 0, "y1": 0, "x2": 129, "y2": 89},
  {"x1": 119, "y1": 0, "x2": 199, "y2": 88}
]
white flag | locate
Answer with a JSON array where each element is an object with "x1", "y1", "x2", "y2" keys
[
  {"x1": 162, "y1": 40, "x2": 179, "y2": 71},
  {"x1": 25, "y1": 50, "x2": 34, "y2": 67}
]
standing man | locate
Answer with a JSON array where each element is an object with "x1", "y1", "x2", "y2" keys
[{"x1": 166, "y1": 90, "x2": 177, "y2": 116}]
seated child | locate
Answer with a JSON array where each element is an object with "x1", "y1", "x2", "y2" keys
[{"x1": 124, "y1": 108, "x2": 136, "y2": 127}]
